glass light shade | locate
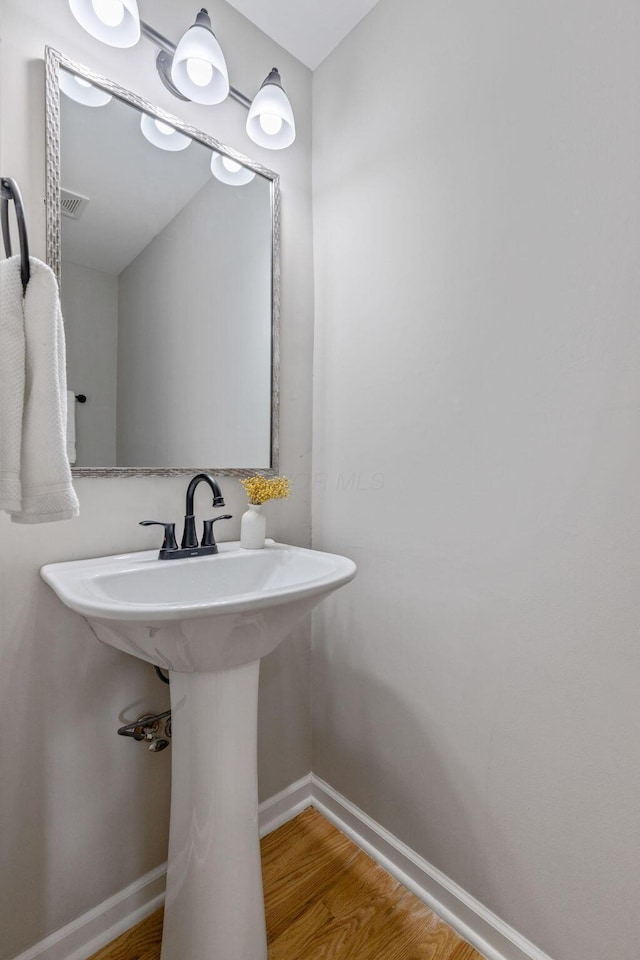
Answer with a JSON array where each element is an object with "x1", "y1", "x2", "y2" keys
[
  {"x1": 140, "y1": 114, "x2": 191, "y2": 151},
  {"x1": 68, "y1": 0, "x2": 140, "y2": 48},
  {"x1": 246, "y1": 69, "x2": 295, "y2": 150},
  {"x1": 60, "y1": 69, "x2": 113, "y2": 107},
  {"x1": 170, "y1": 10, "x2": 229, "y2": 105},
  {"x1": 210, "y1": 152, "x2": 256, "y2": 186}
]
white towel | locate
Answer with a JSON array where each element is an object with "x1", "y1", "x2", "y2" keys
[
  {"x1": 0, "y1": 255, "x2": 79, "y2": 523},
  {"x1": 66, "y1": 390, "x2": 77, "y2": 465},
  {"x1": 0, "y1": 255, "x2": 25, "y2": 511}
]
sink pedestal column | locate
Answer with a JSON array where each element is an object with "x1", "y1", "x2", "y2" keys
[{"x1": 160, "y1": 661, "x2": 267, "y2": 960}]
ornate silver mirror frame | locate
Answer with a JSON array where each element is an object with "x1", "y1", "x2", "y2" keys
[{"x1": 44, "y1": 46, "x2": 280, "y2": 479}]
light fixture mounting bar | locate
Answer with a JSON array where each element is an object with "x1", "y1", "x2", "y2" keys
[{"x1": 140, "y1": 19, "x2": 251, "y2": 110}]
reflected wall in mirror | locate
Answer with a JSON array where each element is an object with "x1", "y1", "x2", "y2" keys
[{"x1": 46, "y1": 48, "x2": 279, "y2": 477}]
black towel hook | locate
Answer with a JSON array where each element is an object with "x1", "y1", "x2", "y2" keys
[{"x1": 1, "y1": 176, "x2": 31, "y2": 295}]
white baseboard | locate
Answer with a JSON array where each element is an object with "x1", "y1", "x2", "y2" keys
[
  {"x1": 258, "y1": 773, "x2": 313, "y2": 837},
  {"x1": 309, "y1": 775, "x2": 554, "y2": 960},
  {"x1": 10, "y1": 865, "x2": 166, "y2": 960},
  {"x1": 12, "y1": 772, "x2": 553, "y2": 960}
]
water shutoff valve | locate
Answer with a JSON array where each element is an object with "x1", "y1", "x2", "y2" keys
[{"x1": 118, "y1": 710, "x2": 172, "y2": 752}]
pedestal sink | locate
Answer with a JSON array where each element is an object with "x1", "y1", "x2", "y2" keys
[{"x1": 41, "y1": 540, "x2": 356, "y2": 960}]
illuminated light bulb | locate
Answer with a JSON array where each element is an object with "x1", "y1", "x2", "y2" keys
[
  {"x1": 170, "y1": 10, "x2": 228, "y2": 104},
  {"x1": 154, "y1": 119, "x2": 175, "y2": 135},
  {"x1": 91, "y1": 0, "x2": 124, "y2": 27},
  {"x1": 68, "y1": 0, "x2": 139, "y2": 47},
  {"x1": 259, "y1": 113, "x2": 283, "y2": 136},
  {"x1": 140, "y1": 113, "x2": 191, "y2": 151},
  {"x1": 186, "y1": 57, "x2": 214, "y2": 87},
  {"x1": 246, "y1": 69, "x2": 295, "y2": 150},
  {"x1": 60, "y1": 68, "x2": 112, "y2": 106},
  {"x1": 210, "y1": 152, "x2": 256, "y2": 185}
]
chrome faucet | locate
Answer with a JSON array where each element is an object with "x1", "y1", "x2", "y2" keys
[{"x1": 140, "y1": 473, "x2": 232, "y2": 560}]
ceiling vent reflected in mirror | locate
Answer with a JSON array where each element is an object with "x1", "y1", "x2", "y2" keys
[{"x1": 61, "y1": 188, "x2": 90, "y2": 220}]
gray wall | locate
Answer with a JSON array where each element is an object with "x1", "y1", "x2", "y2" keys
[
  {"x1": 0, "y1": 1, "x2": 314, "y2": 957},
  {"x1": 117, "y1": 174, "x2": 272, "y2": 468},
  {"x1": 61, "y1": 259, "x2": 118, "y2": 466},
  {"x1": 311, "y1": 2, "x2": 640, "y2": 960}
]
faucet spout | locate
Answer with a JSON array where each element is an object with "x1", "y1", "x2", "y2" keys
[
  {"x1": 182, "y1": 473, "x2": 226, "y2": 549},
  {"x1": 185, "y1": 473, "x2": 225, "y2": 515}
]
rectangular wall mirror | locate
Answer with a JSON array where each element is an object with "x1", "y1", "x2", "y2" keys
[{"x1": 45, "y1": 47, "x2": 280, "y2": 477}]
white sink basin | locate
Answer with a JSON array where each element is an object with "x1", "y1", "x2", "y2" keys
[
  {"x1": 41, "y1": 538, "x2": 356, "y2": 960},
  {"x1": 41, "y1": 539, "x2": 356, "y2": 672}
]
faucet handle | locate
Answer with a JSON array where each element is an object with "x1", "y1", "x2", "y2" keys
[
  {"x1": 139, "y1": 521, "x2": 178, "y2": 552},
  {"x1": 201, "y1": 515, "x2": 233, "y2": 548}
]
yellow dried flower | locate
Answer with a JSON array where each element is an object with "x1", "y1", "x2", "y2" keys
[{"x1": 240, "y1": 475, "x2": 291, "y2": 505}]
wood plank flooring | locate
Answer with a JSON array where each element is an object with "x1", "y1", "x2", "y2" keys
[{"x1": 88, "y1": 808, "x2": 485, "y2": 960}]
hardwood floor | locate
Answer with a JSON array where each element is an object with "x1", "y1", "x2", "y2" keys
[
  {"x1": 88, "y1": 910, "x2": 164, "y2": 960},
  {"x1": 88, "y1": 808, "x2": 485, "y2": 960}
]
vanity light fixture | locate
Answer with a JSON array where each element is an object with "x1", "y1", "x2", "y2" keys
[
  {"x1": 67, "y1": 2, "x2": 296, "y2": 150},
  {"x1": 210, "y1": 152, "x2": 256, "y2": 186},
  {"x1": 60, "y1": 69, "x2": 113, "y2": 106},
  {"x1": 140, "y1": 114, "x2": 191, "y2": 151},
  {"x1": 69, "y1": 0, "x2": 140, "y2": 48},
  {"x1": 246, "y1": 69, "x2": 295, "y2": 150},
  {"x1": 170, "y1": 9, "x2": 229, "y2": 105}
]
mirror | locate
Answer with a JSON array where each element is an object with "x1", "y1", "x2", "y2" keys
[{"x1": 45, "y1": 48, "x2": 279, "y2": 477}]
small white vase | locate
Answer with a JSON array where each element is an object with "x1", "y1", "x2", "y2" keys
[{"x1": 240, "y1": 503, "x2": 266, "y2": 549}]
